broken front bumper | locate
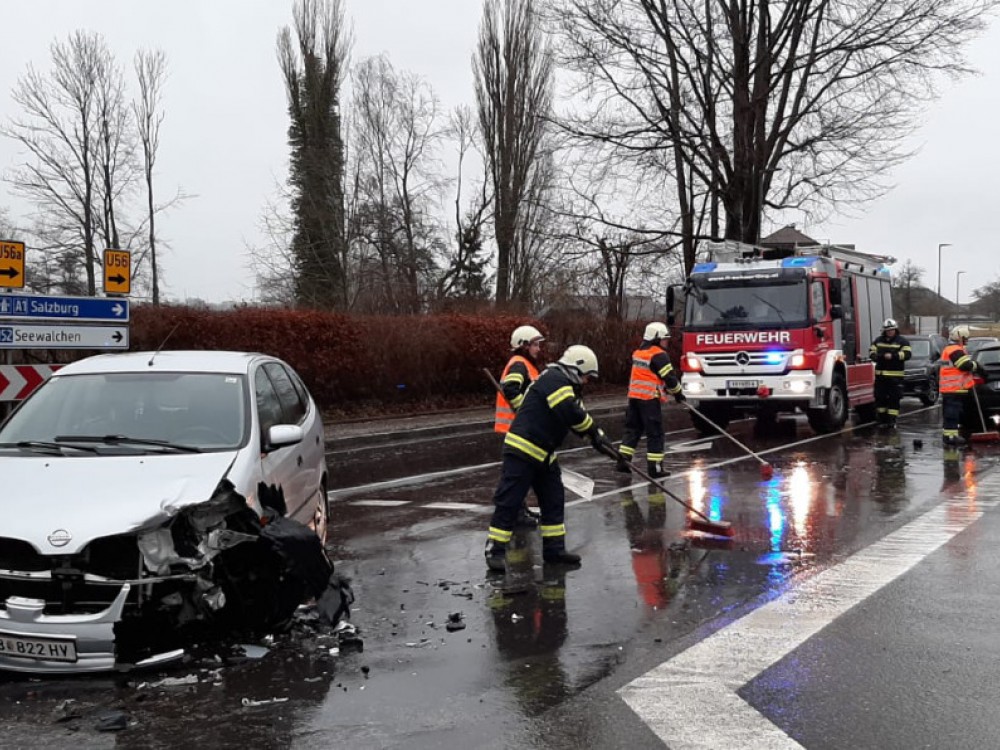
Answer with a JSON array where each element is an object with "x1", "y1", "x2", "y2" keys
[{"x1": 0, "y1": 585, "x2": 182, "y2": 674}]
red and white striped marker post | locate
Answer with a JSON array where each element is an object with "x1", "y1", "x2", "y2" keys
[{"x1": 0, "y1": 364, "x2": 62, "y2": 401}]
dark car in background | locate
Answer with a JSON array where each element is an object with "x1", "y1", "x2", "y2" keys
[
  {"x1": 962, "y1": 343, "x2": 1000, "y2": 434},
  {"x1": 903, "y1": 334, "x2": 947, "y2": 406},
  {"x1": 967, "y1": 336, "x2": 1000, "y2": 356}
]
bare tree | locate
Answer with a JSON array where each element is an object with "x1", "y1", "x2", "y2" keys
[
  {"x1": 893, "y1": 259, "x2": 925, "y2": 329},
  {"x1": 349, "y1": 55, "x2": 445, "y2": 313},
  {"x1": 548, "y1": 0, "x2": 997, "y2": 272},
  {"x1": 474, "y1": 0, "x2": 554, "y2": 307},
  {"x1": 277, "y1": 0, "x2": 352, "y2": 309},
  {"x1": 133, "y1": 49, "x2": 167, "y2": 304},
  {"x1": 2, "y1": 32, "x2": 107, "y2": 294}
]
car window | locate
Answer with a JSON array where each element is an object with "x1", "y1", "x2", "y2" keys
[
  {"x1": 910, "y1": 340, "x2": 931, "y2": 358},
  {"x1": 262, "y1": 362, "x2": 307, "y2": 424},
  {"x1": 977, "y1": 348, "x2": 1000, "y2": 367},
  {"x1": 255, "y1": 368, "x2": 285, "y2": 436},
  {"x1": 0, "y1": 372, "x2": 247, "y2": 450}
]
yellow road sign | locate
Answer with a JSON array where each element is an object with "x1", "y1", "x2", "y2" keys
[
  {"x1": 103, "y1": 249, "x2": 131, "y2": 295},
  {"x1": 0, "y1": 240, "x2": 25, "y2": 290}
]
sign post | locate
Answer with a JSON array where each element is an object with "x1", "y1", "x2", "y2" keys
[
  {"x1": 0, "y1": 240, "x2": 25, "y2": 290},
  {"x1": 103, "y1": 248, "x2": 131, "y2": 295}
]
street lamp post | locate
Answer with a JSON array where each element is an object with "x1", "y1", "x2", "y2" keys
[
  {"x1": 937, "y1": 242, "x2": 952, "y2": 334},
  {"x1": 956, "y1": 270, "x2": 966, "y2": 311}
]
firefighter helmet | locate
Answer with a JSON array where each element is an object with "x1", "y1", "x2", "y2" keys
[
  {"x1": 950, "y1": 325, "x2": 971, "y2": 343},
  {"x1": 510, "y1": 325, "x2": 544, "y2": 350},
  {"x1": 882, "y1": 318, "x2": 898, "y2": 333},
  {"x1": 643, "y1": 322, "x2": 670, "y2": 342},
  {"x1": 558, "y1": 345, "x2": 599, "y2": 379}
]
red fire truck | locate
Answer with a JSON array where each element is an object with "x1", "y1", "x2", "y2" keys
[{"x1": 668, "y1": 241, "x2": 895, "y2": 434}]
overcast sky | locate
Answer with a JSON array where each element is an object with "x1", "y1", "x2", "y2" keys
[{"x1": 0, "y1": 1, "x2": 997, "y2": 304}]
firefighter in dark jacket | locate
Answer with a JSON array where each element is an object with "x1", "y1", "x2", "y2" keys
[
  {"x1": 869, "y1": 318, "x2": 912, "y2": 429},
  {"x1": 485, "y1": 345, "x2": 615, "y2": 571},
  {"x1": 617, "y1": 322, "x2": 684, "y2": 478},
  {"x1": 939, "y1": 325, "x2": 981, "y2": 445}
]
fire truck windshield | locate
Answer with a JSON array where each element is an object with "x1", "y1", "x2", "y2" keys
[{"x1": 685, "y1": 279, "x2": 807, "y2": 331}]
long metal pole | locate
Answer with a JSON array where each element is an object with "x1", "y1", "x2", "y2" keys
[
  {"x1": 956, "y1": 270, "x2": 965, "y2": 310},
  {"x1": 937, "y1": 243, "x2": 951, "y2": 334}
]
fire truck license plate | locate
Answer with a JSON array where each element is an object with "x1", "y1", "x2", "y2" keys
[
  {"x1": 0, "y1": 631, "x2": 77, "y2": 662},
  {"x1": 727, "y1": 380, "x2": 760, "y2": 389}
]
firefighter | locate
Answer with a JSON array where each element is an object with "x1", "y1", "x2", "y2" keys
[
  {"x1": 869, "y1": 318, "x2": 912, "y2": 429},
  {"x1": 494, "y1": 325, "x2": 545, "y2": 527},
  {"x1": 617, "y1": 322, "x2": 685, "y2": 478},
  {"x1": 485, "y1": 345, "x2": 615, "y2": 571},
  {"x1": 939, "y1": 325, "x2": 981, "y2": 446}
]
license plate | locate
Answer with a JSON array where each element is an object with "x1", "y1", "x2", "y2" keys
[
  {"x1": 727, "y1": 380, "x2": 760, "y2": 389},
  {"x1": 0, "y1": 631, "x2": 77, "y2": 662}
]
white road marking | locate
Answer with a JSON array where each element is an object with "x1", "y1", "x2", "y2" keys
[
  {"x1": 618, "y1": 470, "x2": 1000, "y2": 749},
  {"x1": 423, "y1": 502, "x2": 488, "y2": 511},
  {"x1": 349, "y1": 499, "x2": 411, "y2": 507}
]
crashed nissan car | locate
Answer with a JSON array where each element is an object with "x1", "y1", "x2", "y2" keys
[{"x1": 0, "y1": 350, "x2": 339, "y2": 674}]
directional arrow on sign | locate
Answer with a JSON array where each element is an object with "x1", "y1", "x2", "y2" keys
[
  {"x1": 112, "y1": 331, "x2": 123, "y2": 342},
  {"x1": 109, "y1": 274, "x2": 126, "y2": 284},
  {"x1": 0, "y1": 267, "x2": 19, "y2": 279},
  {"x1": 112, "y1": 303, "x2": 124, "y2": 316}
]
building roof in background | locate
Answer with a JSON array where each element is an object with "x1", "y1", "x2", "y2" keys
[{"x1": 760, "y1": 225, "x2": 820, "y2": 248}]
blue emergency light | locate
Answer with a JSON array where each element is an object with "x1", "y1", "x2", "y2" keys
[
  {"x1": 780, "y1": 257, "x2": 818, "y2": 268},
  {"x1": 764, "y1": 351, "x2": 785, "y2": 364}
]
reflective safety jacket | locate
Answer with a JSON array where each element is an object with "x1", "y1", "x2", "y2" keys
[
  {"x1": 869, "y1": 333, "x2": 912, "y2": 376},
  {"x1": 627, "y1": 343, "x2": 682, "y2": 401},
  {"x1": 940, "y1": 343, "x2": 977, "y2": 394},
  {"x1": 503, "y1": 364, "x2": 596, "y2": 464},
  {"x1": 494, "y1": 354, "x2": 540, "y2": 433}
]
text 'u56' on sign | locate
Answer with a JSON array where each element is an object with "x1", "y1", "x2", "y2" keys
[
  {"x1": 103, "y1": 248, "x2": 131, "y2": 295},
  {"x1": 0, "y1": 240, "x2": 25, "y2": 290}
]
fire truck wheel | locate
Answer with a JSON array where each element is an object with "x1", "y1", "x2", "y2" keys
[{"x1": 808, "y1": 376, "x2": 848, "y2": 434}]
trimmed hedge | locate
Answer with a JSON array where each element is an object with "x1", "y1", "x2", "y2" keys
[{"x1": 128, "y1": 306, "x2": 674, "y2": 413}]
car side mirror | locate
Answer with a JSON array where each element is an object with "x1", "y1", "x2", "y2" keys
[
  {"x1": 265, "y1": 424, "x2": 304, "y2": 452},
  {"x1": 830, "y1": 304, "x2": 843, "y2": 320}
]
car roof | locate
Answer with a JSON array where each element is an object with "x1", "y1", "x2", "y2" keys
[{"x1": 54, "y1": 350, "x2": 267, "y2": 376}]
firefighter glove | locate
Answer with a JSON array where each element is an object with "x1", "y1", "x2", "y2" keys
[
  {"x1": 673, "y1": 391, "x2": 687, "y2": 404},
  {"x1": 590, "y1": 427, "x2": 620, "y2": 459}
]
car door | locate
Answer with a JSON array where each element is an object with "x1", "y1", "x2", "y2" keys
[
  {"x1": 261, "y1": 361, "x2": 318, "y2": 521},
  {"x1": 254, "y1": 363, "x2": 304, "y2": 515}
]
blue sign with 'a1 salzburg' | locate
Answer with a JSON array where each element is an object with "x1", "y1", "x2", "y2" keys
[{"x1": 0, "y1": 293, "x2": 129, "y2": 323}]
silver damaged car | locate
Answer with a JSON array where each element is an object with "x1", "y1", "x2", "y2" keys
[{"x1": 0, "y1": 350, "x2": 336, "y2": 673}]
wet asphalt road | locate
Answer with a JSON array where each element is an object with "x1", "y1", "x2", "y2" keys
[{"x1": 3, "y1": 403, "x2": 1000, "y2": 749}]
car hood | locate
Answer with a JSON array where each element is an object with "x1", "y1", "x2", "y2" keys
[{"x1": 1, "y1": 452, "x2": 239, "y2": 555}]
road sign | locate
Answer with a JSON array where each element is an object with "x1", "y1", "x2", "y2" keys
[
  {"x1": 0, "y1": 364, "x2": 62, "y2": 401},
  {"x1": 0, "y1": 240, "x2": 25, "y2": 290},
  {"x1": 103, "y1": 248, "x2": 131, "y2": 295},
  {"x1": 0, "y1": 323, "x2": 128, "y2": 350},
  {"x1": 0, "y1": 293, "x2": 129, "y2": 323}
]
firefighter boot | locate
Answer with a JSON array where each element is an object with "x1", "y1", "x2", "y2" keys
[
  {"x1": 485, "y1": 542, "x2": 507, "y2": 572},
  {"x1": 542, "y1": 541, "x2": 582, "y2": 567},
  {"x1": 648, "y1": 460, "x2": 670, "y2": 479}
]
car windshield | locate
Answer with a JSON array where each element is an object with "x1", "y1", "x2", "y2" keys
[
  {"x1": 976, "y1": 347, "x2": 1000, "y2": 367},
  {"x1": 0, "y1": 371, "x2": 247, "y2": 452},
  {"x1": 910, "y1": 340, "x2": 932, "y2": 358},
  {"x1": 968, "y1": 338, "x2": 999, "y2": 354}
]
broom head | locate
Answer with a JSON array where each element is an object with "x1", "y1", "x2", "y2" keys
[
  {"x1": 969, "y1": 430, "x2": 1000, "y2": 443},
  {"x1": 687, "y1": 516, "x2": 735, "y2": 538}
]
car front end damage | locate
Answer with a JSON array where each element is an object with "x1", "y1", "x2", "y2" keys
[{"x1": 0, "y1": 480, "x2": 333, "y2": 674}]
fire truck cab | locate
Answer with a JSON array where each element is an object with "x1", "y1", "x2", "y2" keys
[{"x1": 672, "y1": 241, "x2": 895, "y2": 435}]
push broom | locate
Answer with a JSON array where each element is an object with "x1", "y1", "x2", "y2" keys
[
  {"x1": 683, "y1": 402, "x2": 775, "y2": 479},
  {"x1": 969, "y1": 382, "x2": 1000, "y2": 443}
]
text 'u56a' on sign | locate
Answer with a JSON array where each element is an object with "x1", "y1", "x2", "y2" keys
[
  {"x1": 103, "y1": 248, "x2": 130, "y2": 295},
  {"x1": 0, "y1": 240, "x2": 25, "y2": 290}
]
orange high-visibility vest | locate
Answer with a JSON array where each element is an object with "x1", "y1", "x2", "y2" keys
[
  {"x1": 939, "y1": 344, "x2": 975, "y2": 394},
  {"x1": 494, "y1": 355, "x2": 540, "y2": 433},
  {"x1": 627, "y1": 345, "x2": 668, "y2": 400}
]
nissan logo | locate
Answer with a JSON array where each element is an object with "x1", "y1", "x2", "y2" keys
[
  {"x1": 735, "y1": 351, "x2": 751, "y2": 366},
  {"x1": 47, "y1": 529, "x2": 72, "y2": 547}
]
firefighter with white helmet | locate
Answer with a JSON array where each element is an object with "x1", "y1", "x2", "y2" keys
[
  {"x1": 494, "y1": 324, "x2": 546, "y2": 526},
  {"x1": 617, "y1": 322, "x2": 684, "y2": 477},
  {"x1": 939, "y1": 325, "x2": 981, "y2": 445},
  {"x1": 485, "y1": 344, "x2": 613, "y2": 571},
  {"x1": 868, "y1": 318, "x2": 911, "y2": 429}
]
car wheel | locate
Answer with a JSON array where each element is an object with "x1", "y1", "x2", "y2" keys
[
  {"x1": 313, "y1": 479, "x2": 329, "y2": 545},
  {"x1": 920, "y1": 378, "x2": 939, "y2": 406}
]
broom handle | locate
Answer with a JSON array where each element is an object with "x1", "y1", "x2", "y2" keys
[
  {"x1": 971, "y1": 379, "x2": 991, "y2": 431},
  {"x1": 683, "y1": 402, "x2": 768, "y2": 467},
  {"x1": 625, "y1": 460, "x2": 714, "y2": 525}
]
